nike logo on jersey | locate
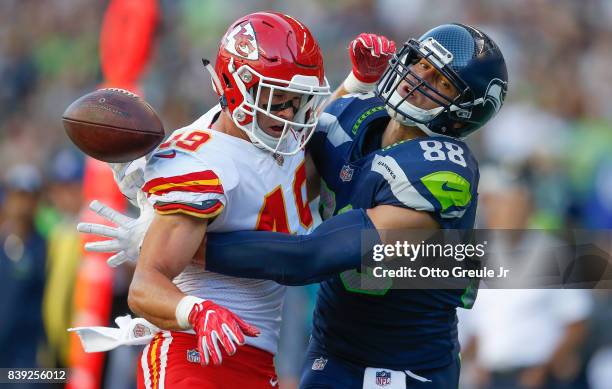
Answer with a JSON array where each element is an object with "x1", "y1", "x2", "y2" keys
[
  {"x1": 154, "y1": 150, "x2": 177, "y2": 159},
  {"x1": 269, "y1": 377, "x2": 279, "y2": 387},
  {"x1": 441, "y1": 181, "x2": 462, "y2": 192},
  {"x1": 421, "y1": 171, "x2": 472, "y2": 211}
]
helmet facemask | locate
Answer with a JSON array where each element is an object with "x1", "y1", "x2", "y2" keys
[
  {"x1": 229, "y1": 63, "x2": 330, "y2": 155},
  {"x1": 376, "y1": 37, "x2": 475, "y2": 137}
]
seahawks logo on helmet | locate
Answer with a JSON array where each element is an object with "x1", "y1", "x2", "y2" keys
[{"x1": 484, "y1": 78, "x2": 507, "y2": 113}]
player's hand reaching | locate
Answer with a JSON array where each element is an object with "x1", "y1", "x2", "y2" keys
[
  {"x1": 344, "y1": 33, "x2": 396, "y2": 93},
  {"x1": 77, "y1": 191, "x2": 154, "y2": 267},
  {"x1": 188, "y1": 300, "x2": 260, "y2": 366}
]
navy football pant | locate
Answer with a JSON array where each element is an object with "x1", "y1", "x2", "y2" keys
[{"x1": 300, "y1": 338, "x2": 460, "y2": 389}]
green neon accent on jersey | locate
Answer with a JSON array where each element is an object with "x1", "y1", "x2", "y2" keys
[
  {"x1": 460, "y1": 278, "x2": 478, "y2": 308},
  {"x1": 340, "y1": 268, "x2": 392, "y2": 296},
  {"x1": 420, "y1": 171, "x2": 472, "y2": 211},
  {"x1": 381, "y1": 138, "x2": 409, "y2": 151},
  {"x1": 352, "y1": 106, "x2": 385, "y2": 134},
  {"x1": 337, "y1": 203, "x2": 353, "y2": 215}
]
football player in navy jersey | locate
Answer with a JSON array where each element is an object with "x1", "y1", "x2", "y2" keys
[{"x1": 82, "y1": 24, "x2": 507, "y2": 388}]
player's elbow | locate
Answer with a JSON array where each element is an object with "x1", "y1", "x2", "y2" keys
[{"x1": 127, "y1": 274, "x2": 148, "y2": 317}]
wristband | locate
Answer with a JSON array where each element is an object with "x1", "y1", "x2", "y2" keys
[
  {"x1": 175, "y1": 295, "x2": 205, "y2": 329},
  {"x1": 343, "y1": 71, "x2": 377, "y2": 94}
]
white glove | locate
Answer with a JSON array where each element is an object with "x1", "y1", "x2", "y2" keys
[
  {"x1": 108, "y1": 158, "x2": 146, "y2": 206},
  {"x1": 77, "y1": 191, "x2": 154, "y2": 267}
]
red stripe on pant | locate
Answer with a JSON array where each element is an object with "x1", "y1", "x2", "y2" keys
[
  {"x1": 137, "y1": 331, "x2": 278, "y2": 389},
  {"x1": 139, "y1": 332, "x2": 165, "y2": 389}
]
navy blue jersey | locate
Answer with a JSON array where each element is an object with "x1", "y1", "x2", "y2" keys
[{"x1": 306, "y1": 93, "x2": 480, "y2": 370}]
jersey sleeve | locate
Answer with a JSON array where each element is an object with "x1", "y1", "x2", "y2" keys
[
  {"x1": 370, "y1": 139, "x2": 478, "y2": 222},
  {"x1": 142, "y1": 136, "x2": 238, "y2": 219}
]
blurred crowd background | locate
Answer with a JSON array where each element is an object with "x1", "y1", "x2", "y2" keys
[{"x1": 1, "y1": 0, "x2": 612, "y2": 388}]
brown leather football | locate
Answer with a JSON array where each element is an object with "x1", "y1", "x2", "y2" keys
[{"x1": 62, "y1": 88, "x2": 165, "y2": 163}]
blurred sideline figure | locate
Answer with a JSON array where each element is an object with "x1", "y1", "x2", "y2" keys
[
  {"x1": 0, "y1": 164, "x2": 47, "y2": 386},
  {"x1": 42, "y1": 148, "x2": 85, "y2": 370},
  {"x1": 585, "y1": 291, "x2": 612, "y2": 389},
  {"x1": 462, "y1": 289, "x2": 591, "y2": 389},
  {"x1": 459, "y1": 167, "x2": 593, "y2": 389}
]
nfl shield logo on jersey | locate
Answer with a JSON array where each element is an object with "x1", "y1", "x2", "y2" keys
[
  {"x1": 186, "y1": 349, "x2": 201, "y2": 364},
  {"x1": 311, "y1": 357, "x2": 328, "y2": 371},
  {"x1": 376, "y1": 370, "x2": 391, "y2": 386},
  {"x1": 339, "y1": 164, "x2": 354, "y2": 182}
]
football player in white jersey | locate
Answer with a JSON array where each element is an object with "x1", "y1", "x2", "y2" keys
[{"x1": 106, "y1": 11, "x2": 330, "y2": 389}]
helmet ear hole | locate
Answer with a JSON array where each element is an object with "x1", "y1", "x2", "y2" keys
[{"x1": 222, "y1": 73, "x2": 232, "y2": 88}]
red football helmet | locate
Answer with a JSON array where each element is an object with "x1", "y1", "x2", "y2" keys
[{"x1": 209, "y1": 11, "x2": 330, "y2": 155}]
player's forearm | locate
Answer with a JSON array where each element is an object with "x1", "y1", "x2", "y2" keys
[
  {"x1": 205, "y1": 209, "x2": 380, "y2": 285},
  {"x1": 128, "y1": 265, "x2": 186, "y2": 330},
  {"x1": 129, "y1": 213, "x2": 208, "y2": 329}
]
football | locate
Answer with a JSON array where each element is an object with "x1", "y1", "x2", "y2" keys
[{"x1": 62, "y1": 88, "x2": 165, "y2": 163}]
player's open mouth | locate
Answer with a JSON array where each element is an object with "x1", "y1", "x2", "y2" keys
[
  {"x1": 400, "y1": 83, "x2": 430, "y2": 108},
  {"x1": 266, "y1": 125, "x2": 284, "y2": 137},
  {"x1": 401, "y1": 83, "x2": 419, "y2": 99}
]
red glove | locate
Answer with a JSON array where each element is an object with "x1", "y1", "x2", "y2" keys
[
  {"x1": 349, "y1": 33, "x2": 396, "y2": 84},
  {"x1": 188, "y1": 300, "x2": 260, "y2": 366}
]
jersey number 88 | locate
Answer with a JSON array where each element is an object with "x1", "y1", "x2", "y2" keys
[{"x1": 420, "y1": 140, "x2": 466, "y2": 168}]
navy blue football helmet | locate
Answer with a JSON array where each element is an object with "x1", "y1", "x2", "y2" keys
[{"x1": 375, "y1": 23, "x2": 508, "y2": 138}]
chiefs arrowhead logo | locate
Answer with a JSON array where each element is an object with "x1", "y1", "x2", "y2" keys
[{"x1": 225, "y1": 22, "x2": 259, "y2": 60}]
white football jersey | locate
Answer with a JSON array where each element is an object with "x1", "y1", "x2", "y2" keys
[{"x1": 142, "y1": 105, "x2": 313, "y2": 354}]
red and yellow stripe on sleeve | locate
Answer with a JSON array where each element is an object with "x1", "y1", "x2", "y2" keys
[
  {"x1": 143, "y1": 170, "x2": 225, "y2": 219},
  {"x1": 142, "y1": 170, "x2": 223, "y2": 197},
  {"x1": 154, "y1": 199, "x2": 224, "y2": 219}
]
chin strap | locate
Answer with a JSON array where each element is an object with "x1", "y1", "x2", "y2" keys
[{"x1": 385, "y1": 105, "x2": 454, "y2": 138}]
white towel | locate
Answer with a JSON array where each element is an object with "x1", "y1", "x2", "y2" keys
[{"x1": 68, "y1": 314, "x2": 160, "y2": 352}]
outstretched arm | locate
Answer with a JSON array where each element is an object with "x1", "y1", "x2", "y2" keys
[
  {"x1": 205, "y1": 209, "x2": 378, "y2": 285},
  {"x1": 78, "y1": 201, "x2": 436, "y2": 286},
  {"x1": 205, "y1": 205, "x2": 437, "y2": 285}
]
